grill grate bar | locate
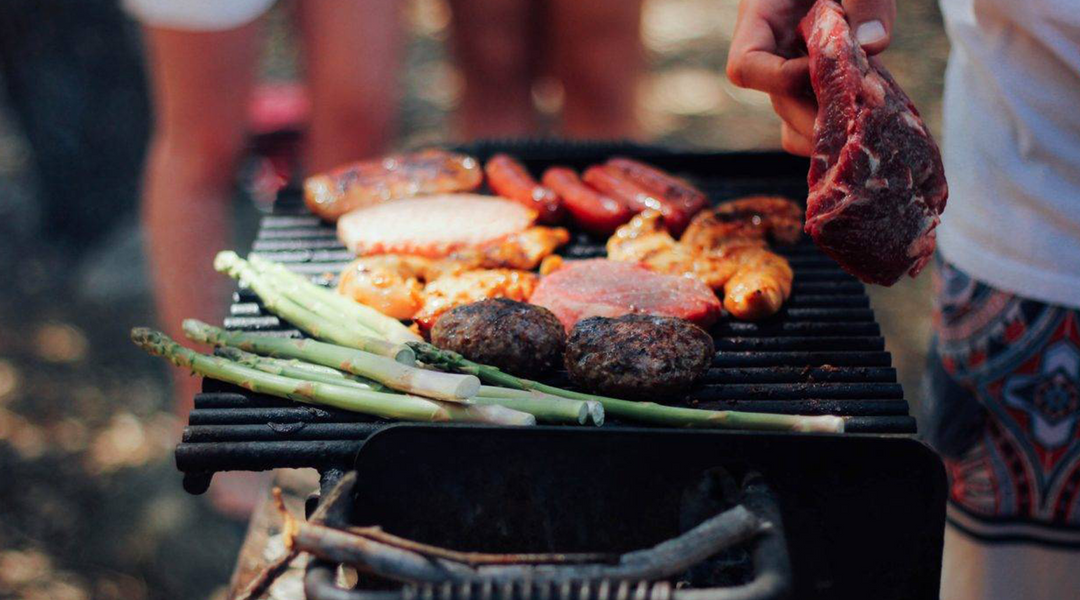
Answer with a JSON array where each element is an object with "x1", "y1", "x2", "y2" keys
[
  {"x1": 703, "y1": 366, "x2": 896, "y2": 384},
  {"x1": 689, "y1": 382, "x2": 903, "y2": 400},
  {"x1": 711, "y1": 351, "x2": 892, "y2": 367}
]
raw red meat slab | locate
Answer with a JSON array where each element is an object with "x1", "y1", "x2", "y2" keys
[
  {"x1": 799, "y1": 0, "x2": 947, "y2": 285},
  {"x1": 529, "y1": 259, "x2": 722, "y2": 332}
]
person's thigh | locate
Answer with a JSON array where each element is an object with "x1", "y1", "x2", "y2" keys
[
  {"x1": 297, "y1": 0, "x2": 402, "y2": 171},
  {"x1": 446, "y1": 0, "x2": 537, "y2": 139},
  {"x1": 546, "y1": 0, "x2": 643, "y2": 138},
  {"x1": 144, "y1": 23, "x2": 261, "y2": 176}
]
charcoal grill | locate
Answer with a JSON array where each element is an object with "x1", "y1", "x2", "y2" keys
[
  {"x1": 172, "y1": 141, "x2": 945, "y2": 598},
  {"x1": 177, "y1": 141, "x2": 919, "y2": 491}
]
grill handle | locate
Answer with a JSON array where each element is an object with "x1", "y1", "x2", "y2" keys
[{"x1": 304, "y1": 473, "x2": 791, "y2": 600}]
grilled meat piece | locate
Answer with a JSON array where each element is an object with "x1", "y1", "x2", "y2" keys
[
  {"x1": 305, "y1": 149, "x2": 482, "y2": 221},
  {"x1": 682, "y1": 196, "x2": 803, "y2": 248},
  {"x1": 485, "y1": 154, "x2": 564, "y2": 224},
  {"x1": 542, "y1": 167, "x2": 634, "y2": 236},
  {"x1": 605, "y1": 157, "x2": 707, "y2": 235},
  {"x1": 565, "y1": 314, "x2": 714, "y2": 401},
  {"x1": 431, "y1": 299, "x2": 565, "y2": 376},
  {"x1": 414, "y1": 269, "x2": 538, "y2": 331},
  {"x1": 607, "y1": 211, "x2": 793, "y2": 320},
  {"x1": 448, "y1": 226, "x2": 570, "y2": 271},
  {"x1": 529, "y1": 258, "x2": 722, "y2": 332}
]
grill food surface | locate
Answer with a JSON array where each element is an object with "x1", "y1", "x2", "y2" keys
[{"x1": 174, "y1": 146, "x2": 916, "y2": 488}]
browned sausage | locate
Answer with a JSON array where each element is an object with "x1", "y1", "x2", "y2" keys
[
  {"x1": 582, "y1": 165, "x2": 691, "y2": 235},
  {"x1": 484, "y1": 154, "x2": 564, "y2": 224},
  {"x1": 606, "y1": 157, "x2": 707, "y2": 233},
  {"x1": 304, "y1": 149, "x2": 483, "y2": 221},
  {"x1": 542, "y1": 167, "x2": 633, "y2": 236}
]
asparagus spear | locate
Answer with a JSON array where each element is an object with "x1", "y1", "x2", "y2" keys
[
  {"x1": 184, "y1": 320, "x2": 480, "y2": 402},
  {"x1": 215, "y1": 346, "x2": 388, "y2": 391},
  {"x1": 410, "y1": 342, "x2": 846, "y2": 433},
  {"x1": 216, "y1": 347, "x2": 593, "y2": 426},
  {"x1": 214, "y1": 251, "x2": 415, "y2": 364},
  {"x1": 247, "y1": 253, "x2": 421, "y2": 345},
  {"x1": 132, "y1": 328, "x2": 533, "y2": 426}
]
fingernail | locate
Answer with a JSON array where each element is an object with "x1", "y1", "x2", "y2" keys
[{"x1": 855, "y1": 20, "x2": 887, "y2": 46}]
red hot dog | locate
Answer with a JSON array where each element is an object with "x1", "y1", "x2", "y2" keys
[
  {"x1": 582, "y1": 165, "x2": 691, "y2": 235},
  {"x1": 484, "y1": 154, "x2": 564, "y2": 224},
  {"x1": 542, "y1": 167, "x2": 633, "y2": 236},
  {"x1": 606, "y1": 157, "x2": 708, "y2": 229}
]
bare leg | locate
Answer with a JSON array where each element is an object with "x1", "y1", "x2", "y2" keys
[
  {"x1": 548, "y1": 0, "x2": 643, "y2": 139},
  {"x1": 141, "y1": 24, "x2": 262, "y2": 418},
  {"x1": 297, "y1": 0, "x2": 402, "y2": 172},
  {"x1": 447, "y1": 0, "x2": 537, "y2": 140}
]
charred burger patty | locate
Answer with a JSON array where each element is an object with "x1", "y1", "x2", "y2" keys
[
  {"x1": 565, "y1": 314, "x2": 714, "y2": 400},
  {"x1": 431, "y1": 298, "x2": 566, "y2": 376}
]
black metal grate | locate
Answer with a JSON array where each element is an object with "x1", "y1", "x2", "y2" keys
[{"x1": 176, "y1": 144, "x2": 916, "y2": 494}]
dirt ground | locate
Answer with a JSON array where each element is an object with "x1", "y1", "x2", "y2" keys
[{"x1": 0, "y1": 1, "x2": 947, "y2": 598}]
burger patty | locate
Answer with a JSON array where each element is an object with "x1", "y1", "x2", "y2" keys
[
  {"x1": 565, "y1": 314, "x2": 714, "y2": 401},
  {"x1": 431, "y1": 298, "x2": 566, "y2": 377}
]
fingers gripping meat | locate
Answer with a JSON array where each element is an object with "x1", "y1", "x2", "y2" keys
[
  {"x1": 541, "y1": 167, "x2": 633, "y2": 235},
  {"x1": 682, "y1": 196, "x2": 804, "y2": 249},
  {"x1": 305, "y1": 149, "x2": 482, "y2": 221},
  {"x1": 484, "y1": 154, "x2": 564, "y2": 224},
  {"x1": 605, "y1": 158, "x2": 708, "y2": 232}
]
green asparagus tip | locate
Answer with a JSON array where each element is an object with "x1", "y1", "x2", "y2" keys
[
  {"x1": 129, "y1": 327, "x2": 170, "y2": 358},
  {"x1": 213, "y1": 250, "x2": 241, "y2": 273}
]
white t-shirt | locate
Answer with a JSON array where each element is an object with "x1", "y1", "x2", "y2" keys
[{"x1": 937, "y1": 0, "x2": 1080, "y2": 309}]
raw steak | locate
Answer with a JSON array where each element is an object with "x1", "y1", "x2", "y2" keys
[
  {"x1": 337, "y1": 194, "x2": 536, "y2": 257},
  {"x1": 799, "y1": 0, "x2": 947, "y2": 285},
  {"x1": 529, "y1": 259, "x2": 722, "y2": 332}
]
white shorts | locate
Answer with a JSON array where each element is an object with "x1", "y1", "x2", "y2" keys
[{"x1": 123, "y1": 0, "x2": 276, "y2": 31}]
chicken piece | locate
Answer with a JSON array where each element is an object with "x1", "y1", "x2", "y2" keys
[
  {"x1": 606, "y1": 211, "x2": 793, "y2": 320},
  {"x1": 337, "y1": 255, "x2": 468, "y2": 320},
  {"x1": 414, "y1": 269, "x2": 539, "y2": 331},
  {"x1": 706, "y1": 242, "x2": 794, "y2": 320},
  {"x1": 449, "y1": 226, "x2": 570, "y2": 270},
  {"x1": 607, "y1": 211, "x2": 735, "y2": 288},
  {"x1": 682, "y1": 196, "x2": 804, "y2": 250}
]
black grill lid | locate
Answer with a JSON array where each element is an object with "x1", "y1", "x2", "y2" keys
[{"x1": 176, "y1": 143, "x2": 916, "y2": 494}]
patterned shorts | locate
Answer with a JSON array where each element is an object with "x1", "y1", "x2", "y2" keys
[{"x1": 926, "y1": 255, "x2": 1080, "y2": 546}]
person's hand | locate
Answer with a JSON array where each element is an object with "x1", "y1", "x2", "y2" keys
[{"x1": 726, "y1": 0, "x2": 896, "y2": 155}]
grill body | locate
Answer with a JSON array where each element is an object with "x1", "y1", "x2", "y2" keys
[
  {"x1": 174, "y1": 141, "x2": 946, "y2": 598},
  {"x1": 303, "y1": 426, "x2": 945, "y2": 600}
]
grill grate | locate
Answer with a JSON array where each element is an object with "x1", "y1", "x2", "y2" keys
[{"x1": 176, "y1": 144, "x2": 916, "y2": 494}]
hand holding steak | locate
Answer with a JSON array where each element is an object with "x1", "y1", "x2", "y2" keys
[{"x1": 799, "y1": 0, "x2": 947, "y2": 284}]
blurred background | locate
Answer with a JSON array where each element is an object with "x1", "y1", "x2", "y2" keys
[{"x1": 0, "y1": 1, "x2": 947, "y2": 598}]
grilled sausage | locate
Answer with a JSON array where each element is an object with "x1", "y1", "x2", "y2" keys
[
  {"x1": 606, "y1": 158, "x2": 708, "y2": 233},
  {"x1": 541, "y1": 167, "x2": 633, "y2": 236},
  {"x1": 304, "y1": 149, "x2": 483, "y2": 221},
  {"x1": 431, "y1": 298, "x2": 565, "y2": 376},
  {"x1": 485, "y1": 154, "x2": 564, "y2": 224},
  {"x1": 565, "y1": 314, "x2": 714, "y2": 401},
  {"x1": 583, "y1": 165, "x2": 691, "y2": 235}
]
